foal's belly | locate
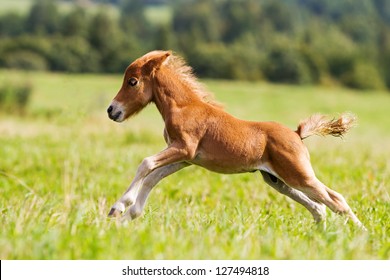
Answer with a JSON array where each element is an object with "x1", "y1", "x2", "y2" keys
[
  {"x1": 190, "y1": 159, "x2": 258, "y2": 174},
  {"x1": 189, "y1": 146, "x2": 263, "y2": 174}
]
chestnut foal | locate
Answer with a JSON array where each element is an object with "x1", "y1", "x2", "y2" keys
[{"x1": 107, "y1": 50, "x2": 365, "y2": 229}]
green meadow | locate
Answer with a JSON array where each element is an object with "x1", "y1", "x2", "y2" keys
[{"x1": 0, "y1": 70, "x2": 389, "y2": 259}]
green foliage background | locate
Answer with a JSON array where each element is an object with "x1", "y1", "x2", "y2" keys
[{"x1": 1, "y1": 0, "x2": 390, "y2": 90}]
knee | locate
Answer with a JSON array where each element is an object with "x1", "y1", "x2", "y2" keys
[{"x1": 138, "y1": 157, "x2": 155, "y2": 177}]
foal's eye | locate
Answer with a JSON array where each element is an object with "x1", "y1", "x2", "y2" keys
[{"x1": 128, "y1": 77, "x2": 138, "y2": 87}]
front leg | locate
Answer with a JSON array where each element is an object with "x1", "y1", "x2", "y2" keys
[
  {"x1": 108, "y1": 143, "x2": 195, "y2": 217},
  {"x1": 126, "y1": 162, "x2": 190, "y2": 219}
]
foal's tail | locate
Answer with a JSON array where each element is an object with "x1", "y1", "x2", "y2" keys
[{"x1": 296, "y1": 113, "x2": 357, "y2": 140}]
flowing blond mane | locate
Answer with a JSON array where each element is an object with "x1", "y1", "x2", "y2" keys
[{"x1": 165, "y1": 54, "x2": 223, "y2": 109}]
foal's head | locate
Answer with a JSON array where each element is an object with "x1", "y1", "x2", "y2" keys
[{"x1": 107, "y1": 50, "x2": 171, "y2": 122}]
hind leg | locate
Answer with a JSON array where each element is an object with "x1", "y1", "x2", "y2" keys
[
  {"x1": 266, "y1": 145, "x2": 365, "y2": 229},
  {"x1": 260, "y1": 171, "x2": 326, "y2": 223},
  {"x1": 297, "y1": 177, "x2": 366, "y2": 229}
]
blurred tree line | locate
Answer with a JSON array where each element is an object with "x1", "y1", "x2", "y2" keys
[{"x1": 1, "y1": 0, "x2": 390, "y2": 90}]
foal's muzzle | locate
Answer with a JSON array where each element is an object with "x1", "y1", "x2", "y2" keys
[{"x1": 107, "y1": 105, "x2": 122, "y2": 122}]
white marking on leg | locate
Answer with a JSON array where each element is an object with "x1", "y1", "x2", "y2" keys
[
  {"x1": 110, "y1": 156, "x2": 157, "y2": 213},
  {"x1": 124, "y1": 163, "x2": 189, "y2": 220},
  {"x1": 110, "y1": 201, "x2": 126, "y2": 213}
]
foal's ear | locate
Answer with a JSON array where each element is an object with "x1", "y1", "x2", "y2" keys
[{"x1": 144, "y1": 51, "x2": 172, "y2": 72}]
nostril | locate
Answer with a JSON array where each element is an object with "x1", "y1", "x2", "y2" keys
[{"x1": 107, "y1": 105, "x2": 113, "y2": 114}]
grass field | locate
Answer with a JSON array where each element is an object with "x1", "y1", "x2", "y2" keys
[{"x1": 0, "y1": 70, "x2": 389, "y2": 259}]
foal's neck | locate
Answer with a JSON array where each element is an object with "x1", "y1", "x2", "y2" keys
[{"x1": 152, "y1": 70, "x2": 200, "y2": 121}]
